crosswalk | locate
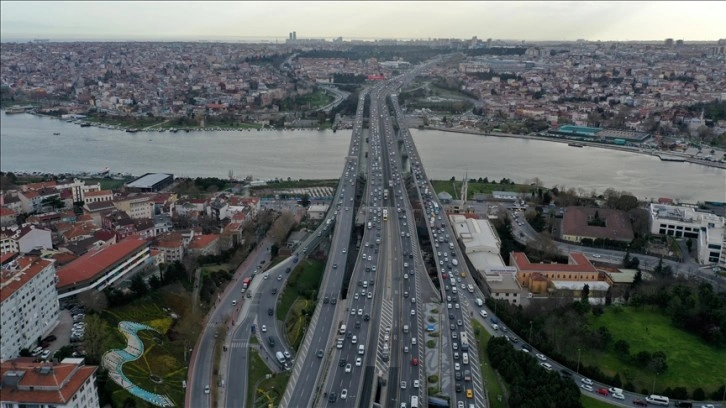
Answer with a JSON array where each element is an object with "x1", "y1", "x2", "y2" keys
[{"x1": 230, "y1": 340, "x2": 249, "y2": 349}]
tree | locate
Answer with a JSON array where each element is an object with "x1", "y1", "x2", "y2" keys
[
  {"x1": 270, "y1": 211, "x2": 296, "y2": 245},
  {"x1": 633, "y1": 270, "x2": 643, "y2": 286},
  {"x1": 77, "y1": 290, "x2": 108, "y2": 313},
  {"x1": 613, "y1": 339, "x2": 630, "y2": 355},
  {"x1": 130, "y1": 273, "x2": 149, "y2": 297},
  {"x1": 83, "y1": 314, "x2": 114, "y2": 364},
  {"x1": 300, "y1": 193, "x2": 311, "y2": 207},
  {"x1": 581, "y1": 284, "x2": 590, "y2": 304}
]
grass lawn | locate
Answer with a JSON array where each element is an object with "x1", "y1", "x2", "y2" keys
[
  {"x1": 585, "y1": 306, "x2": 726, "y2": 393},
  {"x1": 283, "y1": 298, "x2": 314, "y2": 351},
  {"x1": 473, "y1": 321, "x2": 507, "y2": 408},
  {"x1": 246, "y1": 349, "x2": 272, "y2": 408},
  {"x1": 430, "y1": 179, "x2": 532, "y2": 201},
  {"x1": 276, "y1": 259, "x2": 324, "y2": 321},
  {"x1": 252, "y1": 179, "x2": 339, "y2": 191},
  {"x1": 581, "y1": 395, "x2": 614, "y2": 408}
]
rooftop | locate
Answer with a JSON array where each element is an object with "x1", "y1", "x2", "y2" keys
[
  {"x1": 126, "y1": 173, "x2": 173, "y2": 189},
  {"x1": 561, "y1": 206, "x2": 634, "y2": 242},
  {"x1": 0, "y1": 358, "x2": 97, "y2": 405},
  {"x1": 511, "y1": 252, "x2": 597, "y2": 273},
  {"x1": 56, "y1": 238, "x2": 147, "y2": 288},
  {"x1": 0, "y1": 256, "x2": 54, "y2": 303}
]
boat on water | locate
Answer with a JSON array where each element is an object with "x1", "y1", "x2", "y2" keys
[
  {"x1": 80, "y1": 122, "x2": 91, "y2": 127},
  {"x1": 126, "y1": 128, "x2": 139, "y2": 133},
  {"x1": 568, "y1": 142, "x2": 584, "y2": 147},
  {"x1": 53, "y1": 132, "x2": 61, "y2": 136},
  {"x1": 99, "y1": 167, "x2": 111, "y2": 177}
]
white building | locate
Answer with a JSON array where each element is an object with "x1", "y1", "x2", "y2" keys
[
  {"x1": 56, "y1": 178, "x2": 102, "y2": 203},
  {"x1": 307, "y1": 204, "x2": 329, "y2": 221},
  {"x1": 0, "y1": 358, "x2": 99, "y2": 408},
  {"x1": 0, "y1": 225, "x2": 53, "y2": 255},
  {"x1": 649, "y1": 203, "x2": 726, "y2": 266},
  {"x1": 449, "y1": 214, "x2": 521, "y2": 304},
  {"x1": 0, "y1": 256, "x2": 60, "y2": 361}
]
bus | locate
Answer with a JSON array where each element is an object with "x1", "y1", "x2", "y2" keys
[
  {"x1": 460, "y1": 332, "x2": 469, "y2": 351},
  {"x1": 382, "y1": 209, "x2": 388, "y2": 221},
  {"x1": 242, "y1": 277, "x2": 252, "y2": 289}
]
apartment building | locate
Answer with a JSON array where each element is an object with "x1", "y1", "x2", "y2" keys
[
  {"x1": 0, "y1": 257, "x2": 60, "y2": 361},
  {"x1": 112, "y1": 193, "x2": 154, "y2": 220},
  {"x1": 0, "y1": 358, "x2": 99, "y2": 408},
  {"x1": 0, "y1": 225, "x2": 53, "y2": 255}
]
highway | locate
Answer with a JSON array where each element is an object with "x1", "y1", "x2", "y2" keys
[{"x1": 280, "y1": 89, "x2": 370, "y2": 407}]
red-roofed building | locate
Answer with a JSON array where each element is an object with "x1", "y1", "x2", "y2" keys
[
  {"x1": 0, "y1": 225, "x2": 53, "y2": 255},
  {"x1": 188, "y1": 234, "x2": 220, "y2": 256},
  {"x1": 153, "y1": 232, "x2": 184, "y2": 264},
  {"x1": 0, "y1": 207, "x2": 17, "y2": 228},
  {"x1": 0, "y1": 358, "x2": 98, "y2": 407},
  {"x1": 220, "y1": 222, "x2": 244, "y2": 250},
  {"x1": 510, "y1": 252, "x2": 600, "y2": 293},
  {"x1": 560, "y1": 207, "x2": 634, "y2": 243},
  {"x1": 21, "y1": 181, "x2": 57, "y2": 192},
  {"x1": 83, "y1": 189, "x2": 113, "y2": 204},
  {"x1": 1, "y1": 257, "x2": 59, "y2": 361},
  {"x1": 56, "y1": 238, "x2": 150, "y2": 299}
]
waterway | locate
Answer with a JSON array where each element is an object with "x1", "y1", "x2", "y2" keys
[{"x1": 1, "y1": 113, "x2": 723, "y2": 203}]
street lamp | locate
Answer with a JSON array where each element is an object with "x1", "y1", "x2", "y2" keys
[
  {"x1": 529, "y1": 321, "x2": 533, "y2": 344},
  {"x1": 576, "y1": 348, "x2": 581, "y2": 374}
]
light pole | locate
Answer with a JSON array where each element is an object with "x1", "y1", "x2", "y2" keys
[
  {"x1": 576, "y1": 348, "x2": 581, "y2": 375},
  {"x1": 529, "y1": 321, "x2": 533, "y2": 344},
  {"x1": 652, "y1": 372, "x2": 658, "y2": 395}
]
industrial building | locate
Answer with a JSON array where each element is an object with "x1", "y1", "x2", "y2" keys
[
  {"x1": 125, "y1": 173, "x2": 174, "y2": 192},
  {"x1": 449, "y1": 214, "x2": 522, "y2": 305},
  {"x1": 560, "y1": 206, "x2": 634, "y2": 243}
]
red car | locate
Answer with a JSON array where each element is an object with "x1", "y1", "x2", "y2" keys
[
  {"x1": 597, "y1": 388, "x2": 609, "y2": 396},
  {"x1": 412, "y1": 357, "x2": 419, "y2": 366}
]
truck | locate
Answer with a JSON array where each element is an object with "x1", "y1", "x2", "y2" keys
[
  {"x1": 410, "y1": 396, "x2": 419, "y2": 407},
  {"x1": 475, "y1": 298, "x2": 484, "y2": 307},
  {"x1": 242, "y1": 277, "x2": 252, "y2": 289}
]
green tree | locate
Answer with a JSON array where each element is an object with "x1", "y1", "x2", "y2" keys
[
  {"x1": 613, "y1": 339, "x2": 630, "y2": 355},
  {"x1": 581, "y1": 284, "x2": 590, "y2": 303},
  {"x1": 83, "y1": 314, "x2": 115, "y2": 364},
  {"x1": 130, "y1": 274, "x2": 148, "y2": 297}
]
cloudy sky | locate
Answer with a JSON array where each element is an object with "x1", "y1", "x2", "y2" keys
[{"x1": 1, "y1": 1, "x2": 724, "y2": 42}]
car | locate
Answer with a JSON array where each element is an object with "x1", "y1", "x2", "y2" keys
[
  {"x1": 453, "y1": 352, "x2": 459, "y2": 360},
  {"x1": 592, "y1": 253, "x2": 602, "y2": 258},
  {"x1": 403, "y1": 291, "x2": 409, "y2": 298},
  {"x1": 400, "y1": 381, "x2": 406, "y2": 389},
  {"x1": 40, "y1": 350, "x2": 51, "y2": 359},
  {"x1": 449, "y1": 313, "x2": 455, "y2": 320},
  {"x1": 340, "y1": 389, "x2": 348, "y2": 400},
  {"x1": 283, "y1": 351, "x2": 292, "y2": 360},
  {"x1": 356, "y1": 357, "x2": 362, "y2": 366},
  {"x1": 580, "y1": 377, "x2": 593, "y2": 386},
  {"x1": 411, "y1": 309, "x2": 415, "y2": 316},
  {"x1": 454, "y1": 362, "x2": 461, "y2": 371},
  {"x1": 457, "y1": 402, "x2": 465, "y2": 408},
  {"x1": 364, "y1": 314, "x2": 370, "y2": 321},
  {"x1": 204, "y1": 385, "x2": 210, "y2": 394},
  {"x1": 611, "y1": 393, "x2": 625, "y2": 400},
  {"x1": 271, "y1": 288, "x2": 278, "y2": 295},
  {"x1": 332, "y1": 264, "x2": 338, "y2": 269},
  {"x1": 354, "y1": 293, "x2": 359, "y2": 300},
  {"x1": 267, "y1": 308, "x2": 274, "y2": 316},
  {"x1": 367, "y1": 292, "x2": 372, "y2": 299},
  {"x1": 452, "y1": 342, "x2": 458, "y2": 350},
  {"x1": 412, "y1": 337, "x2": 417, "y2": 345},
  {"x1": 455, "y1": 371, "x2": 462, "y2": 381},
  {"x1": 328, "y1": 392, "x2": 337, "y2": 403},
  {"x1": 457, "y1": 319, "x2": 463, "y2": 326},
  {"x1": 42, "y1": 335, "x2": 57, "y2": 343},
  {"x1": 351, "y1": 308, "x2": 356, "y2": 315},
  {"x1": 352, "y1": 335, "x2": 357, "y2": 344},
  {"x1": 339, "y1": 358, "x2": 347, "y2": 367},
  {"x1": 536, "y1": 353, "x2": 547, "y2": 362},
  {"x1": 559, "y1": 369, "x2": 572, "y2": 377},
  {"x1": 263, "y1": 274, "x2": 269, "y2": 280},
  {"x1": 700, "y1": 405, "x2": 715, "y2": 408},
  {"x1": 285, "y1": 267, "x2": 291, "y2": 273},
  {"x1": 413, "y1": 379, "x2": 420, "y2": 388},
  {"x1": 632, "y1": 399, "x2": 647, "y2": 406},
  {"x1": 581, "y1": 384, "x2": 593, "y2": 392},
  {"x1": 317, "y1": 349, "x2": 324, "y2": 358},
  {"x1": 466, "y1": 389, "x2": 473, "y2": 399},
  {"x1": 345, "y1": 363, "x2": 352, "y2": 373},
  {"x1": 412, "y1": 357, "x2": 419, "y2": 366},
  {"x1": 261, "y1": 325, "x2": 267, "y2": 333},
  {"x1": 342, "y1": 248, "x2": 346, "y2": 253},
  {"x1": 357, "y1": 309, "x2": 363, "y2": 316},
  {"x1": 455, "y1": 383, "x2": 463, "y2": 393}
]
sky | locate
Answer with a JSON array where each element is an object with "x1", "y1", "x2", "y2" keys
[{"x1": 1, "y1": 1, "x2": 725, "y2": 42}]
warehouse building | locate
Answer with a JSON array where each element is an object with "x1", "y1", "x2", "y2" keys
[{"x1": 126, "y1": 173, "x2": 174, "y2": 192}]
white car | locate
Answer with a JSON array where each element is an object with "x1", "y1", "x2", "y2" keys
[
  {"x1": 580, "y1": 377, "x2": 593, "y2": 385},
  {"x1": 411, "y1": 309, "x2": 415, "y2": 315},
  {"x1": 581, "y1": 384, "x2": 593, "y2": 392},
  {"x1": 535, "y1": 353, "x2": 547, "y2": 362},
  {"x1": 367, "y1": 292, "x2": 372, "y2": 299},
  {"x1": 355, "y1": 357, "x2": 362, "y2": 366},
  {"x1": 412, "y1": 337, "x2": 417, "y2": 345},
  {"x1": 261, "y1": 325, "x2": 267, "y2": 333},
  {"x1": 350, "y1": 308, "x2": 356, "y2": 315},
  {"x1": 592, "y1": 253, "x2": 602, "y2": 258},
  {"x1": 345, "y1": 363, "x2": 352, "y2": 373},
  {"x1": 413, "y1": 379, "x2": 420, "y2": 388},
  {"x1": 204, "y1": 385, "x2": 210, "y2": 394},
  {"x1": 400, "y1": 381, "x2": 406, "y2": 389},
  {"x1": 454, "y1": 362, "x2": 461, "y2": 371},
  {"x1": 263, "y1": 274, "x2": 269, "y2": 280},
  {"x1": 611, "y1": 393, "x2": 625, "y2": 400},
  {"x1": 342, "y1": 248, "x2": 346, "y2": 253},
  {"x1": 354, "y1": 293, "x2": 359, "y2": 300},
  {"x1": 358, "y1": 309, "x2": 363, "y2": 316},
  {"x1": 341, "y1": 389, "x2": 348, "y2": 399}
]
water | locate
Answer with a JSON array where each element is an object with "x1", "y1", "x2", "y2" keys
[{"x1": 1, "y1": 113, "x2": 723, "y2": 202}]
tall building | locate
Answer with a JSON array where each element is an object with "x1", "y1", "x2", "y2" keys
[
  {"x1": 0, "y1": 256, "x2": 60, "y2": 361},
  {"x1": 664, "y1": 38, "x2": 674, "y2": 47},
  {"x1": 0, "y1": 358, "x2": 99, "y2": 408}
]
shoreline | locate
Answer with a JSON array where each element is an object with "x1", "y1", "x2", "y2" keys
[{"x1": 427, "y1": 126, "x2": 726, "y2": 171}]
